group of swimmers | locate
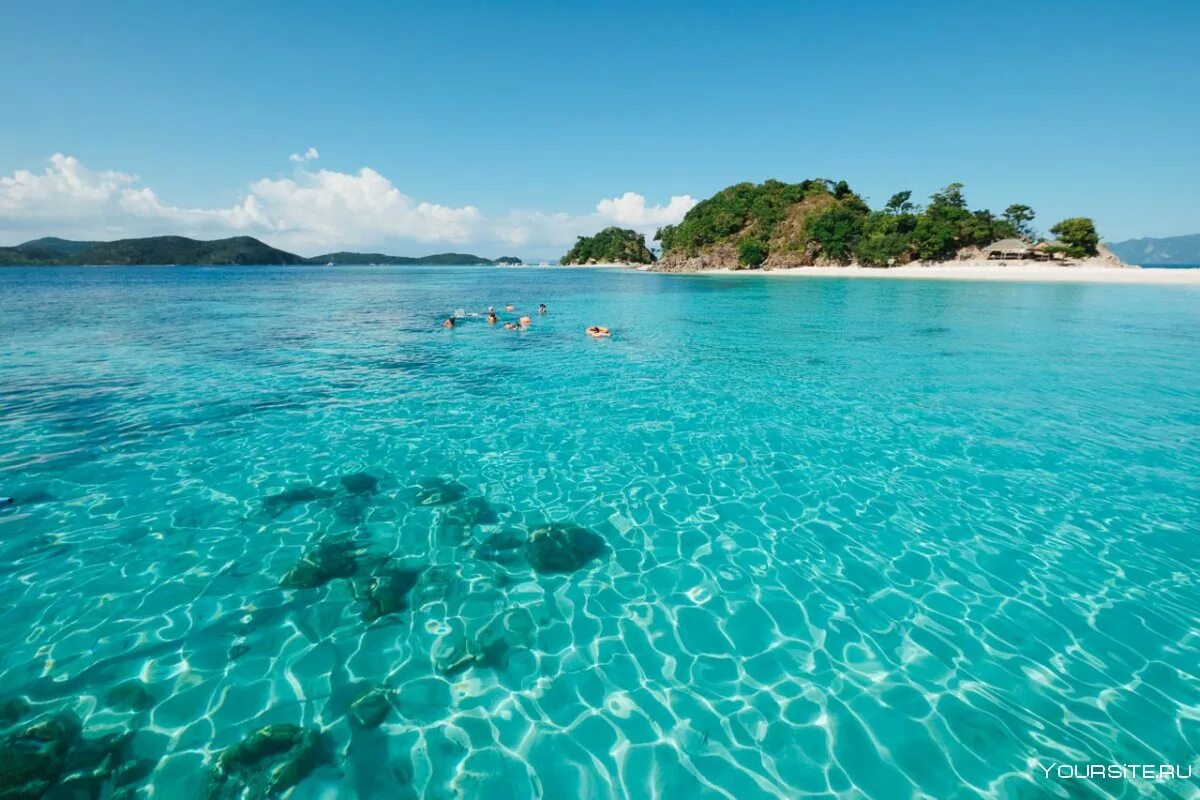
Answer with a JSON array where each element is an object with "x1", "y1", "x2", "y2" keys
[
  {"x1": 442, "y1": 302, "x2": 547, "y2": 330},
  {"x1": 441, "y1": 303, "x2": 608, "y2": 337}
]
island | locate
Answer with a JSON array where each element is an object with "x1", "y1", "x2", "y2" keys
[
  {"x1": 0, "y1": 236, "x2": 512, "y2": 267},
  {"x1": 495, "y1": 256, "x2": 523, "y2": 266},
  {"x1": 560, "y1": 227, "x2": 655, "y2": 266},
  {"x1": 649, "y1": 179, "x2": 1122, "y2": 271},
  {"x1": 307, "y1": 251, "x2": 497, "y2": 266}
]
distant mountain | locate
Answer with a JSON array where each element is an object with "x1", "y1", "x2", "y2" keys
[
  {"x1": 307, "y1": 251, "x2": 497, "y2": 265},
  {"x1": 16, "y1": 237, "x2": 100, "y2": 256},
  {"x1": 0, "y1": 235, "x2": 302, "y2": 266},
  {"x1": 1108, "y1": 234, "x2": 1200, "y2": 265},
  {"x1": 0, "y1": 236, "x2": 514, "y2": 267}
]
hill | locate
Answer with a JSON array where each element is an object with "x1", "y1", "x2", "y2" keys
[
  {"x1": 561, "y1": 227, "x2": 655, "y2": 265},
  {"x1": 0, "y1": 236, "x2": 514, "y2": 267},
  {"x1": 77, "y1": 236, "x2": 305, "y2": 265},
  {"x1": 16, "y1": 237, "x2": 100, "y2": 256},
  {"x1": 1107, "y1": 233, "x2": 1200, "y2": 265}
]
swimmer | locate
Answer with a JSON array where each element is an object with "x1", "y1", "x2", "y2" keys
[
  {"x1": 488, "y1": 311, "x2": 498, "y2": 324},
  {"x1": 504, "y1": 322, "x2": 517, "y2": 330},
  {"x1": 586, "y1": 325, "x2": 610, "y2": 338},
  {"x1": 538, "y1": 303, "x2": 547, "y2": 314},
  {"x1": 443, "y1": 317, "x2": 456, "y2": 329},
  {"x1": 504, "y1": 304, "x2": 515, "y2": 311},
  {"x1": 518, "y1": 315, "x2": 531, "y2": 327}
]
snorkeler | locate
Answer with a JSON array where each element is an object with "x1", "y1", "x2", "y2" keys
[
  {"x1": 538, "y1": 303, "x2": 547, "y2": 314},
  {"x1": 586, "y1": 325, "x2": 610, "y2": 338},
  {"x1": 443, "y1": 317, "x2": 456, "y2": 329}
]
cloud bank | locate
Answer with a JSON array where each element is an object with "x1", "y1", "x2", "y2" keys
[{"x1": 0, "y1": 153, "x2": 696, "y2": 256}]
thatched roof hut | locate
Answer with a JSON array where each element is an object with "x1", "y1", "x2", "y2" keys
[{"x1": 986, "y1": 239, "x2": 1033, "y2": 260}]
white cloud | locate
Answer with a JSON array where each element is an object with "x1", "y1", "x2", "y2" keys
[
  {"x1": 288, "y1": 147, "x2": 319, "y2": 163},
  {"x1": 0, "y1": 153, "x2": 694, "y2": 255},
  {"x1": 595, "y1": 192, "x2": 697, "y2": 228}
]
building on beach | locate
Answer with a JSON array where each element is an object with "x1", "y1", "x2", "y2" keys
[{"x1": 986, "y1": 239, "x2": 1034, "y2": 260}]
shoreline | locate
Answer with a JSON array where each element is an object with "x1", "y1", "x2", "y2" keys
[{"x1": 657, "y1": 262, "x2": 1200, "y2": 285}]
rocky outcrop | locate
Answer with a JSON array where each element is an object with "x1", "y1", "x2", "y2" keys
[{"x1": 207, "y1": 724, "x2": 323, "y2": 800}]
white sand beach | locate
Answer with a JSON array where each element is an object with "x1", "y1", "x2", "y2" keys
[{"x1": 688, "y1": 262, "x2": 1200, "y2": 285}]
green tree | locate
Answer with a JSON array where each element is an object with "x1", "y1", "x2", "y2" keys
[
  {"x1": 805, "y1": 204, "x2": 866, "y2": 262},
  {"x1": 1049, "y1": 217, "x2": 1100, "y2": 257},
  {"x1": 929, "y1": 183, "x2": 967, "y2": 210},
  {"x1": 1003, "y1": 204, "x2": 1036, "y2": 241},
  {"x1": 737, "y1": 236, "x2": 768, "y2": 268},
  {"x1": 885, "y1": 191, "x2": 914, "y2": 215}
]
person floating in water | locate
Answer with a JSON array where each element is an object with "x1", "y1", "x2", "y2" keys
[
  {"x1": 504, "y1": 304, "x2": 515, "y2": 311},
  {"x1": 487, "y1": 310, "x2": 498, "y2": 324},
  {"x1": 538, "y1": 303, "x2": 547, "y2": 314},
  {"x1": 504, "y1": 322, "x2": 517, "y2": 330},
  {"x1": 443, "y1": 316, "x2": 456, "y2": 329},
  {"x1": 518, "y1": 315, "x2": 531, "y2": 328},
  {"x1": 586, "y1": 326, "x2": 610, "y2": 338}
]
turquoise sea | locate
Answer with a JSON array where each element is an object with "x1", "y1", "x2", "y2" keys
[{"x1": 1, "y1": 265, "x2": 1198, "y2": 799}]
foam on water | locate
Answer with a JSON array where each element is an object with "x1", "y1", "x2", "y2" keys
[{"x1": 0, "y1": 265, "x2": 1198, "y2": 798}]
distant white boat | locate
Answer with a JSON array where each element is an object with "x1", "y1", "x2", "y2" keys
[
  {"x1": 326, "y1": 260, "x2": 335, "y2": 268},
  {"x1": 539, "y1": 261, "x2": 549, "y2": 267}
]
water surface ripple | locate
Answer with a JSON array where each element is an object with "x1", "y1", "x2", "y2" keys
[{"x1": 1, "y1": 266, "x2": 1198, "y2": 798}]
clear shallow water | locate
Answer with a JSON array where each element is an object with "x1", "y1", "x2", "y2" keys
[{"x1": 1, "y1": 265, "x2": 1199, "y2": 799}]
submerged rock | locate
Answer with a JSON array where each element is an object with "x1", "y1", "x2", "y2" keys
[
  {"x1": 104, "y1": 681, "x2": 156, "y2": 712},
  {"x1": 0, "y1": 712, "x2": 82, "y2": 799},
  {"x1": 456, "y1": 496, "x2": 501, "y2": 526},
  {"x1": 262, "y1": 485, "x2": 336, "y2": 517},
  {"x1": 339, "y1": 472, "x2": 379, "y2": 496},
  {"x1": 407, "y1": 477, "x2": 467, "y2": 507},
  {"x1": 229, "y1": 643, "x2": 251, "y2": 661},
  {"x1": 357, "y1": 566, "x2": 424, "y2": 622},
  {"x1": 0, "y1": 697, "x2": 30, "y2": 726},
  {"x1": 475, "y1": 530, "x2": 526, "y2": 565},
  {"x1": 348, "y1": 686, "x2": 392, "y2": 729},
  {"x1": 207, "y1": 724, "x2": 322, "y2": 800},
  {"x1": 280, "y1": 537, "x2": 364, "y2": 589},
  {"x1": 524, "y1": 524, "x2": 609, "y2": 574}
]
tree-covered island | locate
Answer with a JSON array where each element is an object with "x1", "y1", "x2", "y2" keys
[
  {"x1": 560, "y1": 227, "x2": 656, "y2": 265},
  {"x1": 645, "y1": 179, "x2": 1107, "y2": 271}
]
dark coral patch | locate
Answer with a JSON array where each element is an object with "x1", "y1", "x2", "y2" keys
[
  {"x1": 339, "y1": 472, "x2": 378, "y2": 496},
  {"x1": 104, "y1": 681, "x2": 156, "y2": 712},
  {"x1": 262, "y1": 485, "x2": 336, "y2": 517},
  {"x1": 348, "y1": 686, "x2": 392, "y2": 729},
  {"x1": 357, "y1": 566, "x2": 424, "y2": 622},
  {"x1": 280, "y1": 537, "x2": 364, "y2": 589},
  {"x1": 407, "y1": 477, "x2": 468, "y2": 507},
  {"x1": 524, "y1": 524, "x2": 609, "y2": 574},
  {"x1": 475, "y1": 530, "x2": 526, "y2": 565},
  {"x1": 207, "y1": 724, "x2": 323, "y2": 800}
]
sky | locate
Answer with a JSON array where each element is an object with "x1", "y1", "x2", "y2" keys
[{"x1": 2, "y1": 0, "x2": 1198, "y2": 258}]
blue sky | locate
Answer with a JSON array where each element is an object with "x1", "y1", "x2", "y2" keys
[{"x1": 2, "y1": 0, "x2": 1197, "y2": 256}]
